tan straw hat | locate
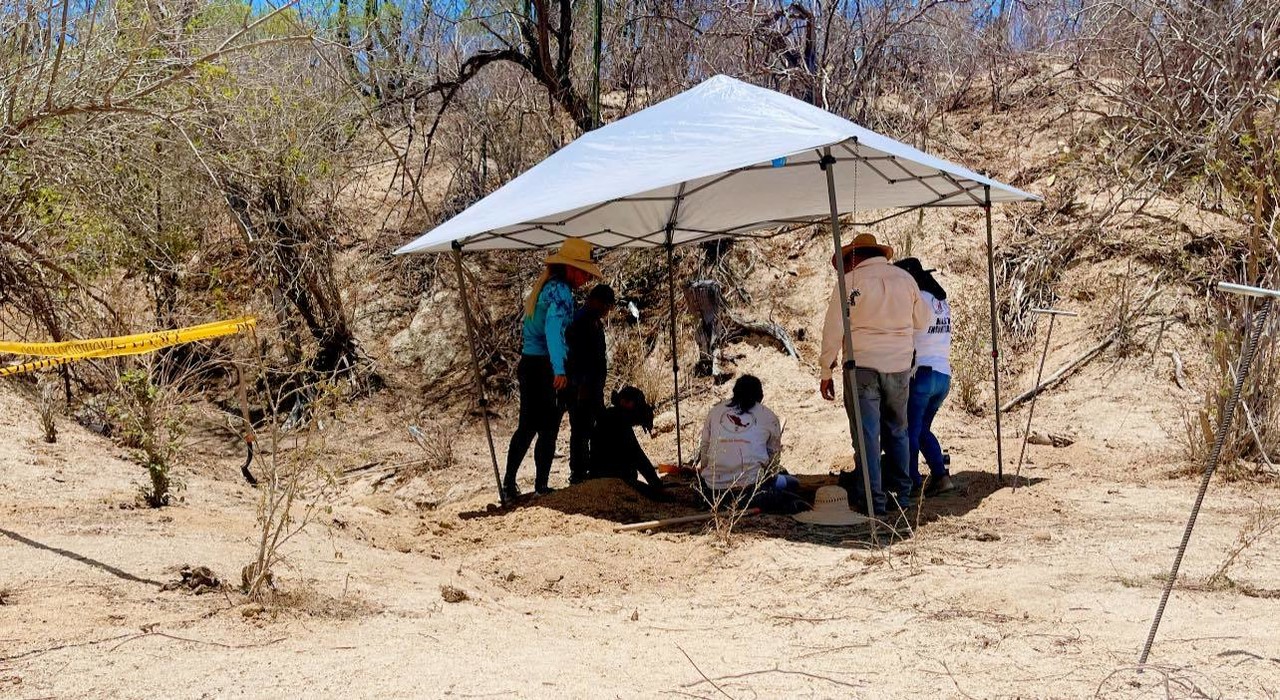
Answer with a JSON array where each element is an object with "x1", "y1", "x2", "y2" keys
[
  {"x1": 832, "y1": 232, "x2": 894, "y2": 270},
  {"x1": 793, "y1": 485, "x2": 869, "y2": 526},
  {"x1": 545, "y1": 238, "x2": 602, "y2": 278}
]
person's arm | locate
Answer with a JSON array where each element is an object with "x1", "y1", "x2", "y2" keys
[
  {"x1": 698, "y1": 407, "x2": 713, "y2": 472},
  {"x1": 765, "y1": 410, "x2": 783, "y2": 464},
  {"x1": 544, "y1": 283, "x2": 574, "y2": 377},
  {"x1": 819, "y1": 283, "x2": 843, "y2": 382},
  {"x1": 630, "y1": 433, "x2": 663, "y2": 489}
]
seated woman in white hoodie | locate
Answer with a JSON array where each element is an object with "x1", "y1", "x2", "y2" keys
[{"x1": 697, "y1": 375, "x2": 799, "y2": 511}]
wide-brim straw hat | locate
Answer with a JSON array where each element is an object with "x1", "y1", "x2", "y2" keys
[
  {"x1": 793, "y1": 485, "x2": 869, "y2": 526},
  {"x1": 545, "y1": 238, "x2": 602, "y2": 278},
  {"x1": 832, "y1": 232, "x2": 894, "y2": 270}
]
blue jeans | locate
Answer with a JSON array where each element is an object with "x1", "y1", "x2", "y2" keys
[
  {"x1": 908, "y1": 367, "x2": 951, "y2": 489},
  {"x1": 843, "y1": 367, "x2": 912, "y2": 514}
]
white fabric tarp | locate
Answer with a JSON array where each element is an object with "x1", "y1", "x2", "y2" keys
[{"x1": 396, "y1": 75, "x2": 1038, "y2": 254}]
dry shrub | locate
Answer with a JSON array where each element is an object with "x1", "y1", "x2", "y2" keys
[
  {"x1": 1205, "y1": 498, "x2": 1280, "y2": 591},
  {"x1": 260, "y1": 585, "x2": 378, "y2": 620},
  {"x1": 1181, "y1": 285, "x2": 1280, "y2": 480},
  {"x1": 440, "y1": 584, "x2": 469, "y2": 603},
  {"x1": 950, "y1": 285, "x2": 992, "y2": 416},
  {"x1": 697, "y1": 446, "x2": 786, "y2": 547},
  {"x1": 244, "y1": 372, "x2": 340, "y2": 603},
  {"x1": 109, "y1": 364, "x2": 189, "y2": 507},
  {"x1": 36, "y1": 375, "x2": 58, "y2": 444},
  {"x1": 1099, "y1": 265, "x2": 1147, "y2": 358},
  {"x1": 608, "y1": 323, "x2": 668, "y2": 409},
  {"x1": 408, "y1": 419, "x2": 456, "y2": 472}
]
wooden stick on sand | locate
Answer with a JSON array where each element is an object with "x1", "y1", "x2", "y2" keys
[{"x1": 614, "y1": 508, "x2": 761, "y2": 533}]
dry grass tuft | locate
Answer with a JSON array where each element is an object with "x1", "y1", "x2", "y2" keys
[
  {"x1": 440, "y1": 584, "x2": 469, "y2": 603},
  {"x1": 266, "y1": 585, "x2": 380, "y2": 620}
]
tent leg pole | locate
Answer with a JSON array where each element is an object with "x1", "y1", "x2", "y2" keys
[
  {"x1": 1139, "y1": 297, "x2": 1272, "y2": 668},
  {"x1": 452, "y1": 246, "x2": 505, "y2": 506},
  {"x1": 1013, "y1": 313, "x2": 1055, "y2": 491},
  {"x1": 821, "y1": 146, "x2": 876, "y2": 531},
  {"x1": 984, "y1": 186, "x2": 1005, "y2": 484},
  {"x1": 666, "y1": 242, "x2": 684, "y2": 466}
]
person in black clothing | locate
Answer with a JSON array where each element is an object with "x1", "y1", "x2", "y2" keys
[
  {"x1": 565, "y1": 284, "x2": 616, "y2": 484},
  {"x1": 587, "y1": 386, "x2": 667, "y2": 500}
]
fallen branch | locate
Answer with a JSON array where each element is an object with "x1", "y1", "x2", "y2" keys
[
  {"x1": 676, "y1": 645, "x2": 734, "y2": 700},
  {"x1": 0, "y1": 633, "x2": 136, "y2": 662},
  {"x1": 1002, "y1": 285, "x2": 1161, "y2": 413},
  {"x1": 108, "y1": 631, "x2": 287, "y2": 652},
  {"x1": 1000, "y1": 336, "x2": 1113, "y2": 413},
  {"x1": 724, "y1": 311, "x2": 798, "y2": 359},
  {"x1": 1168, "y1": 349, "x2": 1188, "y2": 390},
  {"x1": 614, "y1": 509, "x2": 761, "y2": 533},
  {"x1": 681, "y1": 666, "x2": 863, "y2": 691}
]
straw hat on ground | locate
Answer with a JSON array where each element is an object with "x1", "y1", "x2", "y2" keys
[
  {"x1": 545, "y1": 238, "x2": 602, "y2": 278},
  {"x1": 793, "y1": 485, "x2": 868, "y2": 526},
  {"x1": 832, "y1": 232, "x2": 894, "y2": 271}
]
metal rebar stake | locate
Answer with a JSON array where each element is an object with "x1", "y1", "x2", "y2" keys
[
  {"x1": 1013, "y1": 308, "x2": 1078, "y2": 491},
  {"x1": 1138, "y1": 284, "x2": 1275, "y2": 667}
]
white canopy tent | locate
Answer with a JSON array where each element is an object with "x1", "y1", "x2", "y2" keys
[{"x1": 397, "y1": 75, "x2": 1039, "y2": 514}]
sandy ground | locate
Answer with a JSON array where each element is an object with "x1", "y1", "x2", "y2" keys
[{"x1": 4, "y1": 316, "x2": 1280, "y2": 700}]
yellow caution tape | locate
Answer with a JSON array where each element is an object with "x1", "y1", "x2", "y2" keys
[{"x1": 0, "y1": 317, "x2": 256, "y2": 377}]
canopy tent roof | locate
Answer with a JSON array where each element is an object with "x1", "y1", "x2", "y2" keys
[{"x1": 396, "y1": 75, "x2": 1038, "y2": 254}]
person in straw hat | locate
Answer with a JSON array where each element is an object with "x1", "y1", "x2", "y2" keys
[
  {"x1": 818, "y1": 232, "x2": 929, "y2": 517},
  {"x1": 503, "y1": 238, "x2": 601, "y2": 500}
]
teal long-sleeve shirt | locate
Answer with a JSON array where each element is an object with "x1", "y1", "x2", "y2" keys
[{"x1": 522, "y1": 278, "x2": 575, "y2": 375}]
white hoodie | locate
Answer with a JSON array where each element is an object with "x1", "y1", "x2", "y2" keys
[{"x1": 698, "y1": 401, "x2": 782, "y2": 490}]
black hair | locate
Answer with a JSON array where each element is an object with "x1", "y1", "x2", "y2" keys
[
  {"x1": 547, "y1": 264, "x2": 568, "y2": 280},
  {"x1": 611, "y1": 386, "x2": 654, "y2": 432},
  {"x1": 587, "y1": 284, "x2": 617, "y2": 305},
  {"x1": 894, "y1": 259, "x2": 948, "y2": 300},
  {"x1": 852, "y1": 247, "x2": 887, "y2": 260},
  {"x1": 728, "y1": 375, "x2": 764, "y2": 413}
]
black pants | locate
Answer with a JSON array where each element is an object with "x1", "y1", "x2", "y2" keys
[
  {"x1": 567, "y1": 386, "x2": 603, "y2": 483},
  {"x1": 504, "y1": 355, "x2": 566, "y2": 491}
]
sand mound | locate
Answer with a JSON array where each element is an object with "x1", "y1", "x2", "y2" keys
[{"x1": 529, "y1": 478, "x2": 703, "y2": 523}]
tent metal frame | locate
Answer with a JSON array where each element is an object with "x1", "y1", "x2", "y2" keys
[{"x1": 447, "y1": 136, "x2": 1010, "y2": 505}]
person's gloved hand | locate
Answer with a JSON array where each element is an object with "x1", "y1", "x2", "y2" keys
[{"x1": 820, "y1": 378, "x2": 836, "y2": 400}]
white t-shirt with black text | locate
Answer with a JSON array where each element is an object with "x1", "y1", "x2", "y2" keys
[{"x1": 914, "y1": 290, "x2": 952, "y2": 376}]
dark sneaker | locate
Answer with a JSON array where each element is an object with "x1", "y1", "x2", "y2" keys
[
  {"x1": 502, "y1": 485, "x2": 521, "y2": 502},
  {"x1": 535, "y1": 485, "x2": 556, "y2": 496},
  {"x1": 924, "y1": 475, "x2": 956, "y2": 497}
]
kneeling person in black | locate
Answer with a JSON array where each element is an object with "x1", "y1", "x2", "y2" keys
[{"x1": 587, "y1": 387, "x2": 666, "y2": 499}]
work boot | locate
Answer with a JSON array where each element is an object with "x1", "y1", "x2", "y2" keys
[
  {"x1": 535, "y1": 485, "x2": 556, "y2": 496},
  {"x1": 924, "y1": 475, "x2": 956, "y2": 497},
  {"x1": 502, "y1": 483, "x2": 521, "y2": 503}
]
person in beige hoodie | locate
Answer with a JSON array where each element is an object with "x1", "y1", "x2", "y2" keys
[{"x1": 819, "y1": 233, "x2": 930, "y2": 515}]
